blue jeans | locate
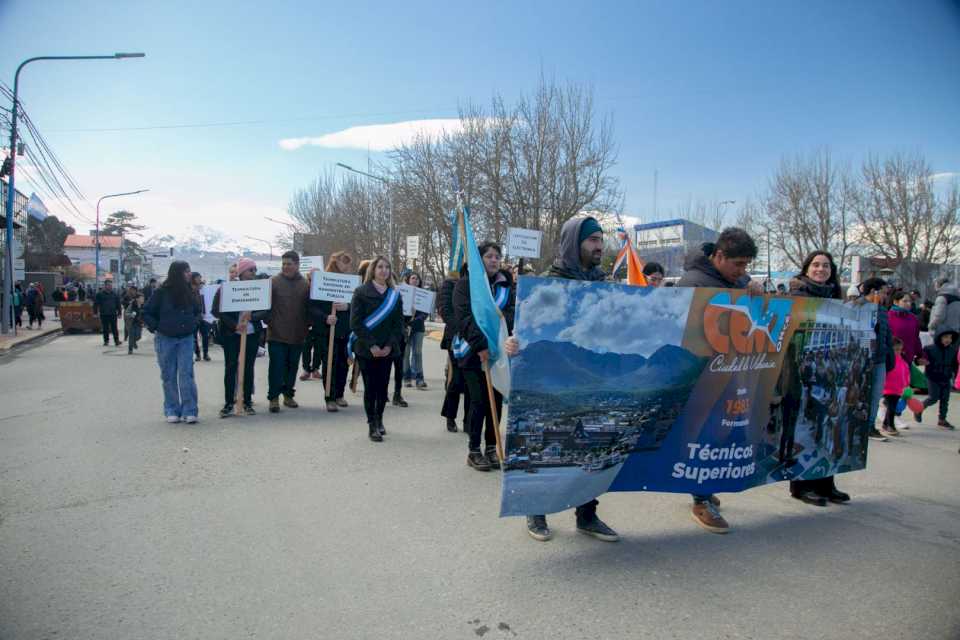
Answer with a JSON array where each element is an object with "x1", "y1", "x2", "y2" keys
[
  {"x1": 154, "y1": 334, "x2": 198, "y2": 418},
  {"x1": 403, "y1": 331, "x2": 425, "y2": 382},
  {"x1": 868, "y1": 363, "x2": 886, "y2": 426}
]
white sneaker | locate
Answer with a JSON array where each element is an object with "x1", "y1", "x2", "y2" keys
[
  {"x1": 166, "y1": 416, "x2": 180, "y2": 424},
  {"x1": 184, "y1": 416, "x2": 198, "y2": 424}
]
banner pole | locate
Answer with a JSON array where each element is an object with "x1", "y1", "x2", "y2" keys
[{"x1": 482, "y1": 359, "x2": 505, "y2": 463}]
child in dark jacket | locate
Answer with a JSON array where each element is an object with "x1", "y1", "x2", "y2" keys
[{"x1": 916, "y1": 328, "x2": 959, "y2": 429}]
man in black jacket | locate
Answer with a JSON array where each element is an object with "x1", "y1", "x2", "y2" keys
[
  {"x1": 524, "y1": 215, "x2": 620, "y2": 543},
  {"x1": 677, "y1": 227, "x2": 758, "y2": 534},
  {"x1": 94, "y1": 280, "x2": 122, "y2": 346}
]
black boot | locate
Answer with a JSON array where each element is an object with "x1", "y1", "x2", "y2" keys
[
  {"x1": 446, "y1": 418, "x2": 458, "y2": 433},
  {"x1": 377, "y1": 417, "x2": 386, "y2": 436},
  {"x1": 368, "y1": 420, "x2": 383, "y2": 442},
  {"x1": 392, "y1": 392, "x2": 408, "y2": 408}
]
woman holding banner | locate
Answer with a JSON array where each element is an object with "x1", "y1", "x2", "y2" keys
[
  {"x1": 784, "y1": 250, "x2": 851, "y2": 506},
  {"x1": 212, "y1": 258, "x2": 267, "y2": 418},
  {"x1": 402, "y1": 271, "x2": 430, "y2": 390},
  {"x1": 453, "y1": 242, "x2": 515, "y2": 471},
  {"x1": 309, "y1": 251, "x2": 354, "y2": 412},
  {"x1": 350, "y1": 256, "x2": 405, "y2": 442}
]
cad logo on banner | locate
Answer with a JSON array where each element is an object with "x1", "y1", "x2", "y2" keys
[{"x1": 704, "y1": 293, "x2": 793, "y2": 373}]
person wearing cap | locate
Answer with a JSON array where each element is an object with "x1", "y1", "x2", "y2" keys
[
  {"x1": 846, "y1": 284, "x2": 860, "y2": 302},
  {"x1": 212, "y1": 258, "x2": 267, "y2": 417},
  {"x1": 522, "y1": 215, "x2": 620, "y2": 543}
]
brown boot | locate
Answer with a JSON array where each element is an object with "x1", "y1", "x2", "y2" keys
[
  {"x1": 692, "y1": 501, "x2": 729, "y2": 533},
  {"x1": 269, "y1": 398, "x2": 280, "y2": 413},
  {"x1": 283, "y1": 395, "x2": 299, "y2": 408}
]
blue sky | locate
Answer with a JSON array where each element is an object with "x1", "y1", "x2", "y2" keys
[{"x1": 1, "y1": 0, "x2": 957, "y2": 246}]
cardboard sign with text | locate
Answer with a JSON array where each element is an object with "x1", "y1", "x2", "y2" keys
[
  {"x1": 219, "y1": 279, "x2": 272, "y2": 312},
  {"x1": 310, "y1": 272, "x2": 361, "y2": 303},
  {"x1": 507, "y1": 227, "x2": 543, "y2": 259},
  {"x1": 299, "y1": 255, "x2": 324, "y2": 273}
]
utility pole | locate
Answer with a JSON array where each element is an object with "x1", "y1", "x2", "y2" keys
[{"x1": 653, "y1": 169, "x2": 658, "y2": 220}]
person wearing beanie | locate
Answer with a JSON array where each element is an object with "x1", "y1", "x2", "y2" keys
[
  {"x1": 524, "y1": 215, "x2": 620, "y2": 544},
  {"x1": 211, "y1": 258, "x2": 265, "y2": 416}
]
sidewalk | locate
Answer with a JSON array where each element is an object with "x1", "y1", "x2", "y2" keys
[{"x1": 0, "y1": 317, "x2": 62, "y2": 353}]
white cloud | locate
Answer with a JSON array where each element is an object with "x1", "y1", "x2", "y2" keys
[
  {"x1": 279, "y1": 118, "x2": 465, "y2": 152},
  {"x1": 556, "y1": 286, "x2": 693, "y2": 356},
  {"x1": 930, "y1": 172, "x2": 959, "y2": 182},
  {"x1": 520, "y1": 280, "x2": 571, "y2": 333}
]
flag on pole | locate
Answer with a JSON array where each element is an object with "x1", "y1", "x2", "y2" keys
[
  {"x1": 612, "y1": 226, "x2": 648, "y2": 286},
  {"x1": 455, "y1": 205, "x2": 511, "y2": 396},
  {"x1": 447, "y1": 210, "x2": 465, "y2": 275}
]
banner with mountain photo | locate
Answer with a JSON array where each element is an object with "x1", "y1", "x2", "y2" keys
[{"x1": 500, "y1": 277, "x2": 878, "y2": 517}]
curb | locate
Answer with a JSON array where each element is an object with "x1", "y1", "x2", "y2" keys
[{"x1": 0, "y1": 327, "x2": 62, "y2": 354}]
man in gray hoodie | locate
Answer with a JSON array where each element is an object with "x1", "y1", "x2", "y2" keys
[
  {"x1": 928, "y1": 277, "x2": 960, "y2": 335},
  {"x1": 524, "y1": 215, "x2": 620, "y2": 543}
]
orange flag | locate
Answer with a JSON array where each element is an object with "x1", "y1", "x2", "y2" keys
[{"x1": 625, "y1": 238, "x2": 648, "y2": 286}]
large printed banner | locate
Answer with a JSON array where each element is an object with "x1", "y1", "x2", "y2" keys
[{"x1": 500, "y1": 277, "x2": 877, "y2": 516}]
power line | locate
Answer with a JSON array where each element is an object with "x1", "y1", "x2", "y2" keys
[{"x1": 41, "y1": 107, "x2": 458, "y2": 133}]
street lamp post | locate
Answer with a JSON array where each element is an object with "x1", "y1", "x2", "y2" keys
[
  {"x1": 2, "y1": 52, "x2": 144, "y2": 333},
  {"x1": 244, "y1": 235, "x2": 274, "y2": 261},
  {"x1": 95, "y1": 189, "x2": 149, "y2": 289},
  {"x1": 336, "y1": 162, "x2": 393, "y2": 261}
]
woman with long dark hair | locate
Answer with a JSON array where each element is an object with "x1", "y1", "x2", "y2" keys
[
  {"x1": 783, "y1": 251, "x2": 851, "y2": 506},
  {"x1": 453, "y1": 242, "x2": 515, "y2": 471},
  {"x1": 308, "y1": 251, "x2": 354, "y2": 412},
  {"x1": 350, "y1": 256, "x2": 404, "y2": 441},
  {"x1": 143, "y1": 261, "x2": 203, "y2": 424},
  {"x1": 402, "y1": 271, "x2": 429, "y2": 389}
]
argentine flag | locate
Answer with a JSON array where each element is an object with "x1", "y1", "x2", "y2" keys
[{"x1": 457, "y1": 206, "x2": 511, "y2": 398}]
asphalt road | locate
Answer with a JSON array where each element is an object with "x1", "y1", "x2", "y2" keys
[{"x1": 1, "y1": 331, "x2": 958, "y2": 640}]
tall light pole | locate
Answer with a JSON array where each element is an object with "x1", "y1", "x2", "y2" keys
[
  {"x1": 96, "y1": 189, "x2": 148, "y2": 289},
  {"x1": 244, "y1": 235, "x2": 274, "y2": 261},
  {"x1": 2, "y1": 51, "x2": 144, "y2": 334},
  {"x1": 336, "y1": 162, "x2": 393, "y2": 261}
]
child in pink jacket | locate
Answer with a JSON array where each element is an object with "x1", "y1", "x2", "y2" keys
[{"x1": 881, "y1": 338, "x2": 909, "y2": 436}]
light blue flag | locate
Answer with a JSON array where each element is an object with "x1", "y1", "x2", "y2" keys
[{"x1": 459, "y1": 206, "x2": 511, "y2": 396}]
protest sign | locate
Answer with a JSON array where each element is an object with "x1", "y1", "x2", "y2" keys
[
  {"x1": 299, "y1": 255, "x2": 324, "y2": 273},
  {"x1": 506, "y1": 227, "x2": 543, "y2": 259},
  {"x1": 413, "y1": 287, "x2": 436, "y2": 314},
  {"x1": 500, "y1": 277, "x2": 877, "y2": 516},
  {"x1": 310, "y1": 272, "x2": 361, "y2": 303},
  {"x1": 200, "y1": 284, "x2": 220, "y2": 323},
  {"x1": 219, "y1": 279, "x2": 272, "y2": 312},
  {"x1": 398, "y1": 284, "x2": 414, "y2": 316}
]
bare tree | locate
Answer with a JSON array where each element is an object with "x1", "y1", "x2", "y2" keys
[{"x1": 856, "y1": 152, "x2": 960, "y2": 286}]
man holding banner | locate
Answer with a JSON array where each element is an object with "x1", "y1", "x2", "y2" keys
[
  {"x1": 677, "y1": 227, "x2": 759, "y2": 533},
  {"x1": 522, "y1": 215, "x2": 621, "y2": 543}
]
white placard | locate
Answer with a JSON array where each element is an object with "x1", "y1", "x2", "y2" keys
[
  {"x1": 406, "y1": 236, "x2": 420, "y2": 260},
  {"x1": 506, "y1": 227, "x2": 543, "y2": 259},
  {"x1": 200, "y1": 284, "x2": 220, "y2": 322},
  {"x1": 413, "y1": 287, "x2": 436, "y2": 314},
  {"x1": 310, "y1": 272, "x2": 361, "y2": 303},
  {"x1": 299, "y1": 255, "x2": 324, "y2": 273},
  {"x1": 398, "y1": 283, "x2": 414, "y2": 316},
  {"x1": 219, "y1": 279, "x2": 272, "y2": 312}
]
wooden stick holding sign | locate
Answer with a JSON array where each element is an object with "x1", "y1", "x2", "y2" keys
[
  {"x1": 235, "y1": 311, "x2": 250, "y2": 415},
  {"x1": 325, "y1": 323, "x2": 336, "y2": 398},
  {"x1": 219, "y1": 278, "x2": 273, "y2": 416}
]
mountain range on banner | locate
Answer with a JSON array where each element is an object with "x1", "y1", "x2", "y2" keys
[{"x1": 512, "y1": 340, "x2": 706, "y2": 392}]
